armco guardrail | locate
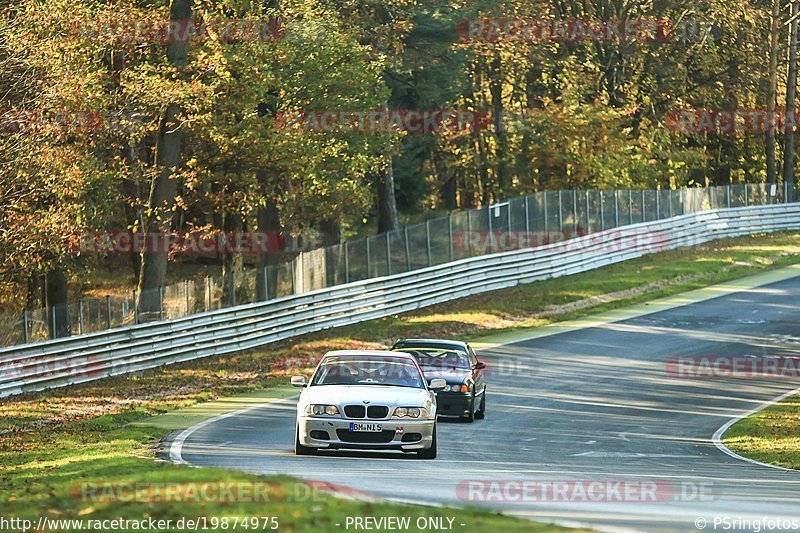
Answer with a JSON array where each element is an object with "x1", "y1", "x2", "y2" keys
[{"x1": 1, "y1": 204, "x2": 799, "y2": 398}]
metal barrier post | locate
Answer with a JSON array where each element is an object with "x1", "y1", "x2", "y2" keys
[
  {"x1": 572, "y1": 190, "x2": 578, "y2": 233},
  {"x1": 133, "y1": 290, "x2": 139, "y2": 324},
  {"x1": 558, "y1": 190, "x2": 563, "y2": 231},
  {"x1": 655, "y1": 190, "x2": 660, "y2": 219},
  {"x1": 22, "y1": 309, "x2": 29, "y2": 343},
  {"x1": 158, "y1": 286, "x2": 164, "y2": 320},
  {"x1": 614, "y1": 190, "x2": 620, "y2": 227},
  {"x1": 106, "y1": 295, "x2": 112, "y2": 329},
  {"x1": 231, "y1": 271, "x2": 236, "y2": 306},
  {"x1": 263, "y1": 267, "x2": 269, "y2": 300},
  {"x1": 727, "y1": 185, "x2": 731, "y2": 208},
  {"x1": 78, "y1": 300, "x2": 84, "y2": 335},
  {"x1": 184, "y1": 280, "x2": 190, "y2": 315}
]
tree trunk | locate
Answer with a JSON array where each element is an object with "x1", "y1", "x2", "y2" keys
[
  {"x1": 137, "y1": 0, "x2": 192, "y2": 319},
  {"x1": 46, "y1": 268, "x2": 69, "y2": 338},
  {"x1": 489, "y1": 52, "x2": 508, "y2": 192},
  {"x1": 766, "y1": 0, "x2": 781, "y2": 185},
  {"x1": 255, "y1": 193, "x2": 282, "y2": 300},
  {"x1": 375, "y1": 155, "x2": 399, "y2": 233},
  {"x1": 784, "y1": 0, "x2": 799, "y2": 199},
  {"x1": 221, "y1": 210, "x2": 243, "y2": 306}
]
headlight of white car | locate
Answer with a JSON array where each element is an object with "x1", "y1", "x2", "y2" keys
[
  {"x1": 392, "y1": 407, "x2": 428, "y2": 419},
  {"x1": 305, "y1": 404, "x2": 340, "y2": 416}
]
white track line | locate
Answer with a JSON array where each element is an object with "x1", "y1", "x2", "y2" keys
[
  {"x1": 711, "y1": 386, "x2": 800, "y2": 472},
  {"x1": 169, "y1": 397, "x2": 297, "y2": 465}
]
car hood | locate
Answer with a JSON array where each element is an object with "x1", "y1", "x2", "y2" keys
[
  {"x1": 305, "y1": 385, "x2": 429, "y2": 406},
  {"x1": 419, "y1": 366, "x2": 470, "y2": 383}
]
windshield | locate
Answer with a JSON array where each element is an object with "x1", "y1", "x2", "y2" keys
[
  {"x1": 311, "y1": 355, "x2": 426, "y2": 388},
  {"x1": 397, "y1": 348, "x2": 471, "y2": 370}
]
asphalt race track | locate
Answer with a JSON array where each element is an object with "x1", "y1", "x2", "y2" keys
[{"x1": 172, "y1": 276, "x2": 800, "y2": 532}]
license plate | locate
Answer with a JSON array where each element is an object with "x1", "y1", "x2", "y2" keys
[{"x1": 349, "y1": 422, "x2": 382, "y2": 432}]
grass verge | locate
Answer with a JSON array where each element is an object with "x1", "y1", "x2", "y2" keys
[
  {"x1": 724, "y1": 394, "x2": 800, "y2": 470},
  {"x1": 2, "y1": 231, "x2": 800, "y2": 531}
]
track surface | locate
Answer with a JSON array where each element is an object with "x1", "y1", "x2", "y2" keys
[{"x1": 176, "y1": 277, "x2": 800, "y2": 532}]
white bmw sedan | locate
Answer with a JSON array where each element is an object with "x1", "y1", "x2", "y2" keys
[{"x1": 291, "y1": 350, "x2": 445, "y2": 458}]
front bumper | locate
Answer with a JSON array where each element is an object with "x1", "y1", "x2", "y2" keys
[
  {"x1": 435, "y1": 392, "x2": 474, "y2": 417},
  {"x1": 298, "y1": 416, "x2": 435, "y2": 451}
]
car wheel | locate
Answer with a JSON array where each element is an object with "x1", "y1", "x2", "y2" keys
[
  {"x1": 475, "y1": 390, "x2": 486, "y2": 420},
  {"x1": 418, "y1": 425, "x2": 437, "y2": 459},
  {"x1": 463, "y1": 393, "x2": 476, "y2": 422},
  {"x1": 295, "y1": 426, "x2": 315, "y2": 456}
]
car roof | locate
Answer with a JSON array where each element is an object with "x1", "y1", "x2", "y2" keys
[
  {"x1": 323, "y1": 350, "x2": 416, "y2": 360},
  {"x1": 392, "y1": 338, "x2": 470, "y2": 350}
]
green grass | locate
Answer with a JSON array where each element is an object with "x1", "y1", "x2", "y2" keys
[
  {"x1": 724, "y1": 395, "x2": 800, "y2": 470},
  {"x1": 2, "y1": 231, "x2": 800, "y2": 531}
]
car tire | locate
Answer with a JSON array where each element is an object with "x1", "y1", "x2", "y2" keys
[
  {"x1": 295, "y1": 426, "x2": 315, "y2": 456},
  {"x1": 475, "y1": 390, "x2": 486, "y2": 420},
  {"x1": 418, "y1": 425, "x2": 437, "y2": 459}
]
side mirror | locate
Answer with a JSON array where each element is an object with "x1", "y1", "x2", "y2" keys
[
  {"x1": 474, "y1": 361, "x2": 486, "y2": 370},
  {"x1": 291, "y1": 376, "x2": 307, "y2": 387},
  {"x1": 429, "y1": 378, "x2": 447, "y2": 391}
]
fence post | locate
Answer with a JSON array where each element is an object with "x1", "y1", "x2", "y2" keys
[
  {"x1": 184, "y1": 280, "x2": 190, "y2": 315},
  {"x1": 669, "y1": 190, "x2": 674, "y2": 217},
  {"x1": 290, "y1": 259, "x2": 296, "y2": 294},
  {"x1": 268, "y1": 263, "x2": 274, "y2": 302},
  {"x1": 231, "y1": 271, "x2": 236, "y2": 306},
  {"x1": 133, "y1": 289, "x2": 139, "y2": 324},
  {"x1": 386, "y1": 234, "x2": 392, "y2": 275},
  {"x1": 524, "y1": 195, "x2": 530, "y2": 233},
  {"x1": 628, "y1": 190, "x2": 633, "y2": 224},
  {"x1": 78, "y1": 300, "x2": 84, "y2": 335},
  {"x1": 785, "y1": 180, "x2": 789, "y2": 203},
  {"x1": 572, "y1": 190, "x2": 578, "y2": 233},
  {"x1": 344, "y1": 242, "x2": 350, "y2": 283},
  {"x1": 205, "y1": 276, "x2": 211, "y2": 311},
  {"x1": 404, "y1": 227, "x2": 411, "y2": 271},
  {"x1": 487, "y1": 206, "x2": 494, "y2": 253},
  {"x1": 641, "y1": 190, "x2": 646, "y2": 221},
  {"x1": 727, "y1": 185, "x2": 731, "y2": 208},
  {"x1": 744, "y1": 184, "x2": 749, "y2": 206},
  {"x1": 466, "y1": 210, "x2": 472, "y2": 256},
  {"x1": 426, "y1": 220, "x2": 432, "y2": 266},
  {"x1": 543, "y1": 193, "x2": 549, "y2": 234},
  {"x1": 158, "y1": 286, "x2": 164, "y2": 320},
  {"x1": 558, "y1": 190, "x2": 563, "y2": 231},
  {"x1": 23, "y1": 309, "x2": 29, "y2": 343},
  {"x1": 614, "y1": 190, "x2": 620, "y2": 227},
  {"x1": 448, "y1": 216, "x2": 454, "y2": 262},
  {"x1": 584, "y1": 190, "x2": 590, "y2": 232},
  {"x1": 51, "y1": 305, "x2": 56, "y2": 338},
  {"x1": 599, "y1": 192, "x2": 605, "y2": 230},
  {"x1": 106, "y1": 295, "x2": 112, "y2": 329},
  {"x1": 366, "y1": 238, "x2": 372, "y2": 278},
  {"x1": 655, "y1": 190, "x2": 660, "y2": 219}
]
